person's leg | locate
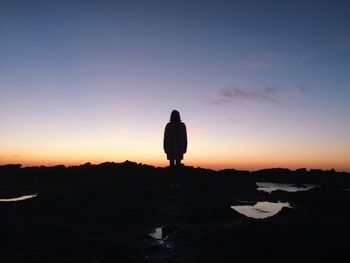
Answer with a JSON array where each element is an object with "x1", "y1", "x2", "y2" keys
[
  {"x1": 174, "y1": 159, "x2": 182, "y2": 189},
  {"x1": 170, "y1": 159, "x2": 175, "y2": 166}
]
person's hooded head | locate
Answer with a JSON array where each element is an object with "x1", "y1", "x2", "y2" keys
[{"x1": 170, "y1": 110, "x2": 181, "y2": 122}]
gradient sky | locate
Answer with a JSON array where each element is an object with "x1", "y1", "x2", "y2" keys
[{"x1": 1, "y1": 0, "x2": 350, "y2": 171}]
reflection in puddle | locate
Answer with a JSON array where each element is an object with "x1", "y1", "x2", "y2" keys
[
  {"x1": 150, "y1": 227, "x2": 163, "y2": 240},
  {"x1": 231, "y1": 201, "x2": 291, "y2": 219},
  {"x1": 149, "y1": 227, "x2": 172, "y2": 248},
  {"x1": 257, "y1": 182, "x2": 317, "y2": 193},
  {"x1": 0, "y1": 194, "x2": 37, "y2": 202}
]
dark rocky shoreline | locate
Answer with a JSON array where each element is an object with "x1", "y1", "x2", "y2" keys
[{"x1": 1, "y1": 161, "x2": 350, "y2": 262}]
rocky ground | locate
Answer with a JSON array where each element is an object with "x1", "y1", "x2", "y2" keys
[{"x1": 1, "y1": 162, "x2": 350, "y2": 262}]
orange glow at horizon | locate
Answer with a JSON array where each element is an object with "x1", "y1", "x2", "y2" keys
[{"x1": 1, "y1": 120, "x2": 349, "y2": 172}]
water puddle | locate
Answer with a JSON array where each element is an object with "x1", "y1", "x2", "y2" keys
[
  {"x1": 150, "y1": 227, "x2": 163, "y2": 241},
  {"x1": 0, "y1": 194, "x2": 37, "y2": 202},
  {"x1": 231, "y1": 201, "x2": 291, "y2": 219},
  {"x1": 256, "y1": 182, "x2": 317, "y2": 193},
  {"x1": 149, "y1": 227, "x2": 172, "y2": 248}
]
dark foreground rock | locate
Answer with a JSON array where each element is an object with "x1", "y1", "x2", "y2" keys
[{"x1": 1, "y1": 162, "x2": 350, "y2": 262}]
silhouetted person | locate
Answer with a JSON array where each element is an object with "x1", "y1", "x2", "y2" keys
[{"x1": 163, "y1": 110, "x2": 187, "y2": 167}]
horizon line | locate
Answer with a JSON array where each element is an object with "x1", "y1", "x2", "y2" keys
[{"x1": 1, "y1": 160, "x2": 349, "y2": 173}]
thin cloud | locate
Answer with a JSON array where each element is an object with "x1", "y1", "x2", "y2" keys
[
  {"x1": 213, "y1": 86, "x2": 281, "y2": 106},
  {"x1": 232, "y1": 59, "x2": 269, "y2": 70},
  {"x1": 297, "y1": 82, "x2": 308, "y2": 93},
  {"x1": 252, "y1": 51, "x2": 316, "y2": 62},
  {"x1": 209, "y1": 98, "x2": 230, "y2": 106},
  {"x1": 333, "y1": 36, "x2": 350, "y2": 49},
  {"x1": 263, "y1": 86, "x2": 277, "y2": 94},
  {"x1": 187, "y1": 125, "x2": 206, "y2": 134},
  {"x1": 116, "y1": 129, "x2": 129, "y2": 140},
  {"x1": 228, "y1": 117, "x2": 240, "y2": 124},
  {"x1": 18, "y1": 97, "x2": 42, "y2": 108}
]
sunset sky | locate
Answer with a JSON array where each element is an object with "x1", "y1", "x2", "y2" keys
[{"x1": 1, "y1": 0, "x2": 350, "y2": 171}]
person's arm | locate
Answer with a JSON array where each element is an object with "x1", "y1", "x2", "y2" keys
[
  {"x1": 163, "y1": 124, "x2": 168, "y2": 153},
  {"x1": 183, "y1": 123, "x2": 187, "y2": 153}
]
